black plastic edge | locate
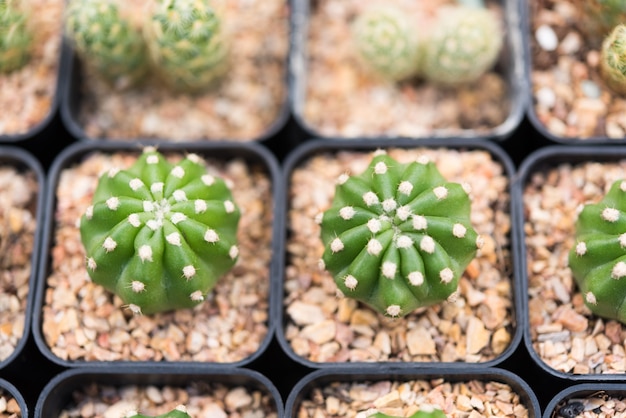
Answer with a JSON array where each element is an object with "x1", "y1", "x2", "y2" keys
[
  {"x1": 35, "y1": 366, "x2": 284, "y2": 418},
  {"x1": 0, "y1": 147, "x2": 45, "y2": 371},
  {"x1": 275, "y1": 137, "x2": 524, "y2": 370},
  {"x1": 285, "y1": 366, "x2": 541, "y2": 418},
  {"x1": 289, "y1": 0, "x2": 528, "y2": 142},
  {"x1": 542, "y1": 383, "x2": 626, "y2": 418},
  {"x1": 0, "y1": 378, "x2": 28, "y2": 418},
  {"x1": 515, "y1": 145, "x2": 626, "y2": 381},
  {"x1": 31, "y1": 140, "x2": 282, "y2": 369}
]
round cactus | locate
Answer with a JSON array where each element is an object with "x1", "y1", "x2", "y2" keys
[
  {"x1": 569, "y1": 179, "x2": 626, "y2": 324},
  {"x1": 421, "y1": 5, "x2": 502, "y2": 86},
  {"x1": 79, "y1": 147, "x2": 240, "y2": 315},
  {"x1": 572, "y1": 0, "x2": 626, "y2": 48},
  {"x1": 126, "y1": 405, "x2": 191, "y2": 418},
  {"x1": 0, "y1": 0, "x2": 32, "y2": 74},
  {"x1": 144, "y1": 0, "x2": 229, "y2": 93},
  {"x1": 65, "y1": 0, "x2": 149, "y2": 88},
  {"x1": 600, "y1": 24, "x2": 626, "y2": 96},
  {"x1": 319, "y1": 151, "x2": 481, "y2": 318},
  {"x1": 366, "y1": 407, "x2": 447, "y2": 418},
  {"x1": 351, "y1": 5, "x2": 421, "y2": 81}
]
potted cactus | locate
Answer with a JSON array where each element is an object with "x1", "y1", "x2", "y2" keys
[
  {"x1": 290, "y1": 0, "x2": 525, "y2": 140},
  {"x1": 61, "y1": 0, "x2": 289, "y2": 142}
]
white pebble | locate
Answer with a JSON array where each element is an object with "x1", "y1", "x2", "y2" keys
[
  {"x1": 536, "y1": 24, "x2": 558, "y2": 51},
  {"x1": 535, "y1": 87, "x2": 556, "y2": 109}
]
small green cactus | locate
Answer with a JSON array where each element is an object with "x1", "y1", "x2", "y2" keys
[
  {"x1": 421, "y1": 5, "x2": 502, "y2": 86},
  {"x1": 126, "y1": 405, "x2": 191, "y2": 418},
  {"x1": 573, "y1": 0, "x2": 626, "y2": 48},
  {"x1": 600, "y1": 24, "x2": 626, "y2": 96},
  {"x1": 79, "y1": 147, "x2": 240, "y2": 315},
  {"x1": 367, "y1": 407, "x2": 447, "y2": 418},
  {"x1": 569, "y1": 179, "x2": 626, "y2": 324},
  {"x1": 144, "y1": 0, "x2": 229, "y2": 93},
  {"x1": 0, "y1": 0, "x2": 32, "y2": 74},
  {"x1": 319, "y1": 151, "x2": 481, "y2": 318},
  {"x1": 351, "y1": 5, "x2": 421, "y2": 81}
]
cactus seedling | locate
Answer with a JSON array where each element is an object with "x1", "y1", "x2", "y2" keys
[
  {"x1": 600, "y1": 24, "x2": 626, "y2": 96},
  {"x1": 569, "y1": 179, "x2": 626, "y2": 324},
  {"x1": 319, "y1": 151, "x2": 481, "y2": 318},
  {"x1": 365, "y1": 407, "x2": 447, "y2": 418},
  {"x1": 572, "y1": 0, "x2": 626, "y2": 48},
  {"x1": 126, "y1": 405, "x2": 192, "y2": 418},
  {"x1": 144, "y1": 0, "x2": 229, "y2": 93},
  {"x1": 0, "y1": 0, "x2": 32, "y2": 74},
  {"x1": 79, "y1": 148, "x2": 240, "y2": 315}
]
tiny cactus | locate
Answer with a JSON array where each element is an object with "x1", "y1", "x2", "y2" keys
[
  {"x1": 79, "y1": 147, "x2": 240, "y2": 315},
  {"x1": 361, "y1": 406, "x2": 447, "y2": 418},
  {"x1": 65, "y1": 0, "x2": 149, "y2": 88},
  {"x1": 351, "y1": 5, "x2": 421, "y2": 81},
  {"x1": 0, "y1": 0, "x2": 32, "y2": 74},
  {"x1": 569, "y1": 179, "x2": 626, "y2": 324},
  {"x1": 600, "y1": 24, "x2": 626, "y2": 96},
  {"x1": 144, "y1": 0, "x2": 229, "y2": 93},
  {"x1": 126, "y1": 405, "x2": 192, "y2": 418},
  {"x1": 572, "y1": 0, "x2": 626, "y2": 48},
  {"x1": 319, "y1": 151, "x2": 480, "y2": 318}
]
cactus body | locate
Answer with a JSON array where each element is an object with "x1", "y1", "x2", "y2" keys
[
  {"x1": 319, "y1": 151, "x2": 480, "y2": 318},
  {"x1": 573, "y1": 0, "x2": 626, "y2": 48},
  {"x1": 600, "y1": 24, "x2": 626, "y2": 96},
  {"x1": 0, "y1": 0, "x2": 32, "y2": 73},
  {"x1": 145, "y1": 0, "x2": 229, "y2": 93},
  {"x1": 65, "y1": 0, "x2": 149, "y2": 88},
  {"x1": 368, "y1": 407, "x2": 447, "y2": 418},
  {"x1": 126, "y1": 405, "x2": 191, "y2": 418},
  {"x1": 421, "y1": 6, "x2": 502, "y2": 86},
  {"x1": 79, "y1": 148, "x2": 240, "y2": 315},
  {"x1": 351, "y1": 5, "x2": 421, "y2": 81},
  {"x1": 569, "y1": 179, "x2": 626, "y2": 324}
]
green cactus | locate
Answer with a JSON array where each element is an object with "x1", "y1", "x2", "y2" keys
[
  {"x1": 126, "y1": 405, "x2": 192, "y2": 418},
  {"x1": 421, "y1": 5, "x2": 502, "y2": 86},
  {"x1": 64, "y1": 0, "x2": 149, "y2": 88},
  {"x1": 368, "y1": 407, "x2": 447, "y2": 418},
  {"x1": 573, "y1": 0, "x2": 626, "y2": 48},
  {"x1": 569, "y1": 179, "x2": 626, "y2": 324},
  {"x1": 600, "y1": 24, "x2": 626, "y2": 95},
  {"x1": 144, "y1": 0, "x2": 229, "y2": 93},
  {"x1": 0, "y1": 0, "x2": 32, "y2": 73},
  {"x1": 319, "y1": 151, "x2": 481, "y2": 318},
  {"x1": 351, "y1": 5, "x2": 421, "y2": 81},
  {"x1": 79, "y1": 147, "x2": 240, "y2": 315}
]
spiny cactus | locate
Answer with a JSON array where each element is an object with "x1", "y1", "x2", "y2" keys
[
  {"x1": 572, "y1": 0, "x2": 626, "y2": 48},
  {"x1": 421, "y1": 5, "x2": 502, "y2": 86},
  {"x1": 366, "y1": 407, "x2": 447, "y2": 418},
  {"x1": 65, "y1": 0, "x2": 149, "y2": 88},
  {"x1": 351, "y1": 5, "x2": 421, "y2": 81},
  {"x1": 144, "y1": 0, "x2": 229, "y2": 93},
  {"x1": 569, "y1": 179, "x2": 626, "y2": 324},
  {"x1": 600, "y1": 24, "x2": 626, "y2": 95},
  {"x1": 79, "y1": 147, "x2": 240, "y2": 315},
  {"x1": 319, "y1": 151, "x2": 481, "y2": 318},
  {"x1": 126, "y1": 405, "x2": 191, "y2": 418},
  {"x1": 0, "y1": 0, "x2": 32, "y2": 74}
]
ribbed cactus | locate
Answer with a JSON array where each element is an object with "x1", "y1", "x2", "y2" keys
[
  {"x1": 144, "y1": 0, "x2": 229, "y2": 92},
  {"x1": 65, "y1": 0, "x2": 149, "y2": 88},
  {"x1": 79, "y1": 147, "x2": 240, "y2": 315},
  {"x1": 367, "y1": 407, "x2": 447, "y2": 418},
  {"x1": 569, "y1": 179, "x2": 626, "y2": 324},
  {"x1": 600, "y1": 24, "x2": 626, "y2": 95},
  {"x1": 421, "y1": 5, "x2": 502, "y2": 86},
  {"x1": 319, "y1": 151, "x2": 480, "y2": 318},
  {"x1": 126, "y1": 405, "x2": 191, "y2": 418},
  {"x1": 0, "y1": 0, "x2": 32, "y2": 73},
  {"x1": 351, "y1": 5, "x2": 421, "y2": 81},
  {"x1": 572, "y1": 0, "x2": 626, "y2": 48}
]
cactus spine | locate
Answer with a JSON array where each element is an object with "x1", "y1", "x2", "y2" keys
[
  {"x1": 0, "y1": 0, "x2": 32, "y2": 74},
  {"x1": 600, "y1": 24, "x2": 626, "y2": 95},
  {"x1": 126, "y1": 405, "x2": 191, "y2": 418},
  {"x1": 145, "y1": 0, "x2": 229, "y2": 92},
  {"x1": 367, "y1": 407, "x2": 447, "y2": 418},
  {"x1": 319, "y1": 151, "x2": 480, "y2": 318},
  {"x1": 569, "y1": 179, "x2": 626, "y2": 324},
  {"x1": 79, "y1": 147, "x2": 240, "y2": 315}
]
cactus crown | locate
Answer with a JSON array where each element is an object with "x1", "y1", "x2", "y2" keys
[
  {"x1": 126, "y1": 405, "x2": 192, "y2": 418},
  {"x1": 319, "y1": 151, "x2": 480, "y2": 318},
  {"x1": 367, "y1": 407, "x2": 447, "y2": 418},
  {"x1": 600, "y1": 24, "x2": 626, "y2": 96},
  {"x1": 79, "y1": 147, "x2": 240, "y2": 315},
  {"x1": 569, "y1": 179, "x2": 626, "y2": 324},
  {"x1": 0, "y1": 0, "x2": 32, "y2": 74}
]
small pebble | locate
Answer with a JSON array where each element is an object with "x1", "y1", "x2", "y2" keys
[
  {"x1": 536, "y1": 24, "x2": 559, "y2": 51},
  {"x1": 580, "y1": 80, "x2": 601, "y2": 99}
]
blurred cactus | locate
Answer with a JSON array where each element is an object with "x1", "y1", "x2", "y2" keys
[
  {"x1": 0, "y1": 0, "x2": 32, "y2": 74},
  {"x1": 126, "y1": 405, "x2": 192, "y2": 418},
  {"x1": 319, "y1": 151, "x2": 480, "y2": 318},
  {"x1": 80, "y1": 147, "x2": 240, "y2": 315},
  {"x1": 573, "y1": 0, "x2": 626, "y2": 48},
  {"x1": 600, "y1": 24, "x2": 626, "y2": 95},
  {"x1": 367, "y1": 407, "x2": 447, "y2": 418}
]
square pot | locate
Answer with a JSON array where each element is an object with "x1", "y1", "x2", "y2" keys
[
  {"x1": 290, "y1": 0, "x2": 527, "y2": 141},
  {"x1": 544, "y1": 384, "x2": 626, "y2": 418},
  {"x1": 276, "y1": 138, "x2": 522, "y2": 368},
  {"x1": 32, "y1": 141, "x2": 281, "y2": 368}
]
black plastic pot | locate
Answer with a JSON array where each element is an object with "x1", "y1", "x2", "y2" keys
[
  {"x1": 276, "y1": 138, "x2": 523, "y2": 369},
  {"x1": 0, "y1": 378, "x2": 28, "y2": 418},
  {"x1": 32, "y1": 140, "x2": 282, "y2": 369},
  {"x1": 35, "y1": 367, "x2": 283, "y2": 418},
  {"x1": 544, "y1": 383, "x2": 626, "y2": 418},
  {"x1": 285, "y1": 366, "x2": 541, "y2": 418}
]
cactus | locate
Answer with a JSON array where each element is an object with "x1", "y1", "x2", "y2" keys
[
  {"x1": 421, "y1": 5, "x2": 502, "y2": 86},
  {"x1": 366, "y1": 407, "x2": 447, "y2": 418},
  {"x1": 126, "y1": 405, "x2": 192, "y2": 418},
  {"x1": 144, "y1": 0, "x2": 229, "y2": 93},
  {"x1": 569, "y1": 179, "x2": 626, "y2": 324},
  {"x1": 79, "y1": 147, "x2": 240, "y2": 315},
  {"x1": 572, "y1": 0, "x2": 626, "y2": 48},
  {"x1": 351, "y1": 5, "x2": 421, "y2": 81},
  {"x1": 65, "y1": 0, "x2": 149, "y2": 88},
  {"x1": 319, "y1": 151, "x2": 481, "y2": 318},
  {"x1": 600, "y1": 24, "x2": 626, "y2": 95},
  {"x1": 0, "y1": 0, "x2": 32, "y2": 73}
]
